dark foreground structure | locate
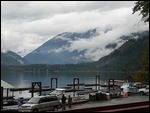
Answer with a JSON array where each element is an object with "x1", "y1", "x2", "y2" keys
[{"x1": 62, "y1": 101, "x2": 149, "y2": 112}]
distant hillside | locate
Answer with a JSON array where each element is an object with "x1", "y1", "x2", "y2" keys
[
  {"x1": 24, "y1": 28, "x2": 99, "y2": 64},
  {"x1": 1, "y1": 51, "x2": 29, "y2": 65},
  {"x1": 24, "y1": 26, "x2": 149, "y2": 65},
  {"x1": 96, "y1": 34, "x2": 149, "y2": 72},
  {"x1": 2, "y1": 33, "x2": 149, "y2": 73}
]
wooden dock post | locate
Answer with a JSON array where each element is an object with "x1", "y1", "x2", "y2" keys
[
  {"x1": 73, "y1": 78, "x2": 79, "y2": 97},
  {"x1": 6, "y1": 88, "x2": 9, "y2": 101},
  {"x1": 73, "y1": 78, "x2": 79, "y2": 90},
  {"x1": 95, "y1": 75, "x2": 100, "y2": 90},
  {"x1": 31, "y1": 82, "x2": 42, "y2": 97},
  {"x1": 108, "y1": 79, "x2": 114, "y2": 93},
  {"x1": 51, "y1": 78, "x2": 58, "y2": 89},
  {"x1": 1, "y1": 87, "x2": 3, "y2": 109}
]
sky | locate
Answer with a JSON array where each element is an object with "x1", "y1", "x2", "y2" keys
[{"x1": 1, "y1": 1, "x2": 149, "y2": 58}]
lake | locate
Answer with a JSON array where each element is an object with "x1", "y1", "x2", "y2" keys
[{"x1": 1, "y1": 71, "x2": 131, "y2": 98}]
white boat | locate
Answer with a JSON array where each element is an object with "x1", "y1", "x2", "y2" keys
[
  {"x1": 50, "y1": 88, "x2": 76, "y2": 101},
  {"x1": 49, "y1": 87, "x2": 89, "y2": 103}
]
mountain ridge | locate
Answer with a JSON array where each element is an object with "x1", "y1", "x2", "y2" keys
[
  {"x1": 1, "y1": 34, "x2": 149, "y2": 73},
  {"x1": 24, "y1": 28, "x2": 148, "y2": 64},
  {"x1": 1, "y1": 51, "x2": 29, "y2": 65}
]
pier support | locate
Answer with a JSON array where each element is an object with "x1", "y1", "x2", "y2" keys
[
  {"x1": 31, "y1": 82, "x2": 42, "y2": 97},
  {"x1": 6, "y1": 89, "x2": 9, "y2": 101},
  {"x1": 73, "y1": 78, "x2": 79, "y2": 97},
  {"x1": 95, "y1": 75, "x2": 100, "y2": 90},
  {"x1": 73, "y1": 78, "x2": 79, "y2": 90},
  {"x1": 108, "y1": 79, "x2": 114, "y2": 93},
  {"x1": 50, "y1": 78, "x2": 58, "y2": 89},
  {"x1": 1, "y1": 87, "x2": 3, "y2": 109}
]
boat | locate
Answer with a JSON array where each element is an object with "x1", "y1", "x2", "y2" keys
[{"x1": 49, "y1": 87, "x2": 89, "y2": 103}]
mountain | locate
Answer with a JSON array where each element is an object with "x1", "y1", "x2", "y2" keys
[
  {"x1": 2, "y1": 33, "x2": 149, "y2": 73},
  {"x1": 24, "y1": 27, "x2": 149, "y2": 64},
  {"x1": 96, "y1": 33, "x2": 149, "y2": 72},
  {"x1": 24, "y1": 28, "x2": 99, "y2": 64},
  {"x1": 1, "y1": 51, "x2": 29, "y2": 65}
]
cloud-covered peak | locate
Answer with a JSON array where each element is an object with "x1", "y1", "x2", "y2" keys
[
  {"x1": 1, "y1": 1, "x2": 149, "y2": 57},
  {"x1": 24, "y1": 26, "x2": 149, "y2": 64}
]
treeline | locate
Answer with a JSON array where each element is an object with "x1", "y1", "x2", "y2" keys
[
  {"x1": 1, "y1": 62, "x2": 137, "y2": 73},
  {"x1": 1, "y1": 63, "x2": 98, "y2": 73}
]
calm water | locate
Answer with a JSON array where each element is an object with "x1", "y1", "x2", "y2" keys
[{"x1": 1, "y1": 71, "x2": 130, "y2": 98}]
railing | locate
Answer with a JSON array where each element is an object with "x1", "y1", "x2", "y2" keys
[{"x1": 62, "y1": 101, "x2": 149, "y2": 112}]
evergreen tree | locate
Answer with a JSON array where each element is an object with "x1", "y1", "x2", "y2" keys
[
  {"x1": 133, "y1": 1, "x2": 149, "y2": 22},
  {"x1": 132, "y1": 1, "x2": 149, "y2": 84},
  {"x1": 134, "y1": 46, "x2": 149, "y2": 84}
]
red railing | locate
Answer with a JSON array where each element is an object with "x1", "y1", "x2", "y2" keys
[{"x1": 62, "y1": 101, "x2": 149, "y2": 112}]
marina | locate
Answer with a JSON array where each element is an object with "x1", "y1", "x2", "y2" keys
[
  {"x1": 1, "y1": 1, "x2": 149, "y2": 112},
  {"x1": 1, "y1": 76, "x2": 149, "y2": 112}
]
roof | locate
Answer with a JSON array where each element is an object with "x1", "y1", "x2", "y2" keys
[
  {"x1": 1, "y1": 80, "x2": 14, "y2": 89},
  {"x1": 55, "y1": 88, "x2": 66, "y2": 91},
  {"x1": 32, "y1": 95, "x2": 57, "y2": 99}
]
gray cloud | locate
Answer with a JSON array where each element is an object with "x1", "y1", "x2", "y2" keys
[
  {"x1": 64, "y1": 19, "x2": 148, "y2": 61},
  {"x1": 2, "y1": 1, "x2": 135, "y2": 21},
  {"x1": 1, "y1": 1, "x2": 149, "y2": 58}
]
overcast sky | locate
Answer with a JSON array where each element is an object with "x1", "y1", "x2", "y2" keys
[{"x1": 1, "y1": 1, "x2": 149, "y2": 57}]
